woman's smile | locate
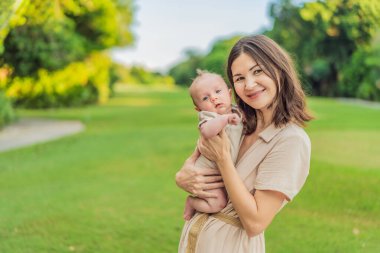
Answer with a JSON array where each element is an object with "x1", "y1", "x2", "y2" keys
[{"x1": 245, "y1": 88, "x2": 266, "y2": 99}]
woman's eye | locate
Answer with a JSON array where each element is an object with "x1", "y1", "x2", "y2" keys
[
  {"x1": 253, "y1": 69, "x2": 263, "y2": 75},
  {"x1": 234, "y1": 77, "x2": 244, "y2": 83}
]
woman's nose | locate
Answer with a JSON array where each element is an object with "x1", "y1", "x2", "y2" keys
[{"x1": 245, "y1": 77, "x2": 257, "y2": 89}]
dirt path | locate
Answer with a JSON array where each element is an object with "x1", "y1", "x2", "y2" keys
[
  {"x1": 0, "y1": 118, "x2": 85, "y2": 152},
  {"x1": 337, "y1": 98, "x2": 380, "y2": 109}
]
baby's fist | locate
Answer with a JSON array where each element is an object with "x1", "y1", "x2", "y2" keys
[{"x1": 228, "y1": 113, "x2": 241, "y2": 125}]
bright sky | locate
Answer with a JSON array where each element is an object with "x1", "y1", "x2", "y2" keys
[{"x1": 110, "y1": 0, "x2": 273, "y2": 73}]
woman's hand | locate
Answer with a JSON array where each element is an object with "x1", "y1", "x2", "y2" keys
[
  {"x1": 198, "y1": 129, "x2": 231, "y2": 165},
  {"x1": 175, "y1": 148, "x2": 224, "y2": 198}
]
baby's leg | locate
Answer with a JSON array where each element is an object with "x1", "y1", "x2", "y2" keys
[
  {"x1": 183, "y1": 196, "x2": 196, "y2": 220},
  {"x1": 183, "y1": 188, "x2": 227, "y2": 220}
]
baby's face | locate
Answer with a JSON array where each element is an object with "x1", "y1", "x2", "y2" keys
[{"x1": 192, "y1": 75, "x2": 232, "y2": 114}]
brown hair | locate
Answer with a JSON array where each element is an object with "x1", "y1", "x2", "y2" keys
[{"x1": 227, "y1": 35, "x2": 313, "y2": 134}]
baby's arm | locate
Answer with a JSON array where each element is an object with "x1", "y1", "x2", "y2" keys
[{"x1": 199, "y1": 113, "x2": 241, "y2": 139}]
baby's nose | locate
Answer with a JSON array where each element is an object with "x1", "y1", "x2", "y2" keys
[{"x1": 210, "y1": 96, "x2": 217, "y2": 102}]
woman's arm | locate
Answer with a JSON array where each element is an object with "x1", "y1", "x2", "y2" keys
[
  {"x1": 199, "y1": 113, "x2": 240, "y2": 139},
  {"x1": 175, "y1": 148, "x2": 225, "y2": 199},
  {"x1": 199, "y1": 131, "x2": 287, "y2": 237},
  {"x1": 214, "y1": 153, "x2": 286, "y2": 237}
]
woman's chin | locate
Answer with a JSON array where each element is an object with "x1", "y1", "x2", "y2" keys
[{"x1": 242, "y1": 97, "x2": 271, "y2": 111}]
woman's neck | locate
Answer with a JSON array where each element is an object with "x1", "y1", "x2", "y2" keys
[{"x1": 257, "y1": 107, "x2": 273, "y2": 131}]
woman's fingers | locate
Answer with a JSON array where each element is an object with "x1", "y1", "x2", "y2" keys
[
  {"x1": 202, "y1": 182, "x2": 225, "y2": 190},
  {"x1": 192, "y1": 181, "x2": 225, "y2": 198},
  {"x1": 196, "y1": 182, "x2": 224, "y2": 198},
  {"x1": 203, "y1": 175, "x2": 223, "y2": 183},
  {"x1": 199, "y1": 168, "x2": 221, "y2": 176},
  {"x1": 196, "y1": 190, "x2": 219, "y2": 199}
]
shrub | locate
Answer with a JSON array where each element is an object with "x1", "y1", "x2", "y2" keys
[
  {"x1": 3, "y1": 20, "x2": 87, "y2": 77},
  {"x1": 0, "y1": 91, "x2": 14, "y2": 128},
  {"x1": 5, "y1": 53, "x2": 112, "y2": 108},
  {"x1": 338, "y1": 45, "x2": 380, "y2": 101},
  {"x1": 111, "y1": 63, "x2": 175, "y2": 87}
]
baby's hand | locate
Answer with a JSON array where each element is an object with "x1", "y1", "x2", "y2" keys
[{"x1": 227, "y1": 113, "x2": 241, "y2": 125}]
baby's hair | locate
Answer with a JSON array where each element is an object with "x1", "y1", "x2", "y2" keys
[
  {"x1": 195, "y1": 68, "x2": 210, "y2": 75},
  {"x1": 193, "y1": 69, "x2": 213, "y2": 82}
]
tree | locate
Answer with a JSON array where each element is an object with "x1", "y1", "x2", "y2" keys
[
  {"x1": 168, "y1": 49, "x2": 203, "y2": 86},
  {"x1": 1, "y1": 0, "x2": 135, "y2": 77},
  {"x1": 0, "y1": 0, "x2": 136, "y2": 108},
  {"x1": 169, "y1": 36, "x2": 241, "y2": 86},
  {"x1": 266, "y1": 0, "x2": 380, "y2": 97}
]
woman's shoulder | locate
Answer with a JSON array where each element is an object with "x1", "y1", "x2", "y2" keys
[{"x1": 277, "y1": 123, "x2": 311, "y2": 147}]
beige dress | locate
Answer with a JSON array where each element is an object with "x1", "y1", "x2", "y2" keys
[{"x1": 179, "y1": 123, "x2": 311, "y2": 253}]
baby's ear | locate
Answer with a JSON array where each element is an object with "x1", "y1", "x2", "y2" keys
[
  {"x1": 229, "y1": 88, "x2": 232, "y2": 97},
  {"x1": 194, "y1": 106, "x2": 201, "y2": 112}
]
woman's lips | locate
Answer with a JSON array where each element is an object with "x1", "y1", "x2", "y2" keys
[{"x1": 246, "y1": 89, "x2": 265, "y2": 99}]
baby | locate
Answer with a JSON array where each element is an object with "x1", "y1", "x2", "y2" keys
[{"x1": 184, "y1": 70, "x2": 243, "y2": 220}]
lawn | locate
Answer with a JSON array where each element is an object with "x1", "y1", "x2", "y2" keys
[{"x1": 0, "y1": 86, "x2": 379, "y2": 253}]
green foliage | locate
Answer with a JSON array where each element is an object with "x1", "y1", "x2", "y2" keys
[
  {"x1": 339, "y1": 44, "x2": 380, "y2": 100},
  {"x1": 0, "y1": 0, "x2": 15, "y2": 50},
  {"x1": 3, "y1": 20, "x2": 87, "y2": 76},
  {"x1": 4, "y1": 53, "x2": 112, "y2": 108},
  {"x1": 168, "y1": 49, "x2": 203, "y2": 86},
  {"x1": 0, "y1": 0, "x2": 135, "y2": 110},
  {"x1": 266, "y1": 0, "x2": 380, "y2": 98},
  {"x1": 0, "y1": 91, "x2": 14, "y2": 128},
  {"x1": 0, "y1": 0, "x2": 27, "y2": 54},
  {"x1": 201, "y1": 37, "x2": 241, "y2": 75},
  {"x1": 169, "y1": 36, "x2": 240, "y2": 86},
  {"x1": 112, "y1": 63, "x2": 175, "y2": 86},
  {"x1": 1, "y1": 0, "x2": 134, "y2": 77},
  {"x1": 61, "y1": 0, "x2": 134, "y2": 50},
  {"x1": 310, "y1": 58, "x2": 331, "y2": 81}
]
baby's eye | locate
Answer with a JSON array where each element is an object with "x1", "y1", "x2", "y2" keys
[
  {"x1": 216, "y1": 89, "x2": 221, "y2": 94},
  {"x1": 253, "y1": 69, "x2": 263, "y2": 75},
  {"x1": 202, "y1": 96, "x2": 209, "y2": 101}
]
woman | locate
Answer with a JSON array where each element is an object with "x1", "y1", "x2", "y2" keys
[{"x1": 176, "y1": 35, "x2": 313, "y2": 253}]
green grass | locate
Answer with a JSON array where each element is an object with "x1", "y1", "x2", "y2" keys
[{"x1": 0, "y1": 87, "x2": 379, "y2": 252}]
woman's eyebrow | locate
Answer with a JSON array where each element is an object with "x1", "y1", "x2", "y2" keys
[
  {"x1": 249, "y1": 64, "x2": 259, "y2": 71},
  {"x1": 233, "y1": 64, "x2": 259, "y2": 77}
]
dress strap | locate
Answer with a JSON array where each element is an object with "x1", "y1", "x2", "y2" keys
[
  {"x1": 186, "y1": 212, "x2": 243, "y2": 253},
  {"x1": 211, "y1": 212, "x2": 243, "y2": 228}
]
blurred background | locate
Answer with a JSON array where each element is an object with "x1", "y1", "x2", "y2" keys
[{"x1": 0, "y1": 0, "x2": 379, "y2": 252}]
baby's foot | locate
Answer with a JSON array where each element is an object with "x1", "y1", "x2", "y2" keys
[{"x1": 183, "y1": 198, "x2": 196, "y2": 220}]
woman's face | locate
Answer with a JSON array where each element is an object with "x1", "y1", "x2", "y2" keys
[{"x1": 231, "y1": 53, "x2": 277, "y2": 111}]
